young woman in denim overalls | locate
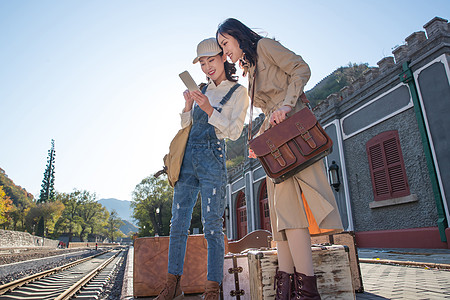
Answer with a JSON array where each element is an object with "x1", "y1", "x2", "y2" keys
[{"x1": 156, "y1": 38, "x2": 248, "y2": 300}]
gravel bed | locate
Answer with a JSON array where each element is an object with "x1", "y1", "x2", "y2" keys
[
  {"x1": 99, "y1": 248, "x2": 128, "y2": 300},
  {"x1": 0, "y1": 249, "x2": 102, "y2": 285},
  {"x1": 0, "y1": 247, "x2": 93, "y2": 265}
]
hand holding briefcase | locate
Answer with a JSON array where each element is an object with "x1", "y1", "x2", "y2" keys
[
  {"x1": 248, "y1": 102, "x2": 332, "y2": 183},
  {"x1": 247, "y1": 66, "x2": 333, "y2": 183},
  {"x1": 248, "y1": 60, "x2": 333, "y2": 183}
]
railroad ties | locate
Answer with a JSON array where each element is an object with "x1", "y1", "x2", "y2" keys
[{"x1": 0, "y1": 248, "x2": 124, "y2": 300}]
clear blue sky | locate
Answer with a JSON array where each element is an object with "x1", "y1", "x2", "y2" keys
[{"x1": 0, "y1": 0, "x2": 448, "y2": 201}]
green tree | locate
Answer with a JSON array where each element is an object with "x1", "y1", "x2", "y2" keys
[
  {"x1": 54, "y1": 189, "x2": 110, "y2": 241},
  {"x1": 40, "y1": 201, "x2": 64, "y2": 237},
  {"x1": 76, "y1": 191, "x2": 107, "y2": 241},
  {"x1": 25, "y1": 201, "x2": 64, "y2": 237},
  {"x1": 53, "y1": 190, "x2": 111, "y2": 242},
  {"x1": 37, "y1": 216, "x2": 45, "y2": 237},
  {"x1": 24, "y1": 202, "x2": 38, "y2": 234},
  {"x1": 89, "y1": 206, "x2": 109, "y2": 242},
  {"x1": 8, "y1": 205, "x2": 24, "y2": 230},
  {"x1": 54, "y1": 190, "x2": 83, "y2": 241},
  {"x1": 131, "y1": 175, "x2": 173, "y2": 237},
  {"x1": 106, "y1": 210, "x2": 124, "y2": 242},
  {"x1": 38, "y1": 139, "x2": 56, "y2": 203}
]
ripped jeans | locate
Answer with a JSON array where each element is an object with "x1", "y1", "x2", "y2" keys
[{"x1": 167, "y1": 139, "x2": 227, "y2": 283}]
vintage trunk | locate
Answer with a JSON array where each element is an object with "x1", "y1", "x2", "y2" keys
[
  {"x1": 133, "y1": 234, "x2": 228, "y2": 297},
  {"x1": 247, "y1": 245, "x2": 355, "y2": 300},
  {"x1": 311, "y1": 231, "x2": 364, "y2": 292},
  {"x1": 222, "y1": 230, "x2": 272, "y2": 300},
  {"x1": 222, "y1": 253, "x2": 251, "y2": 300}
]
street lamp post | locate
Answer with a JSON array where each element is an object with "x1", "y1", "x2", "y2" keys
[
  {"x1": 328, "y1": 161, "x2": 341, "y2": 192},
  {"x1": 225, "y1": 205, "x2": 230, "y2": 219}
]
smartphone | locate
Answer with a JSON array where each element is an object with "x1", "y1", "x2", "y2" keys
[{"x1": 179, "y1": 71, "x2": 200, "y2": 92}]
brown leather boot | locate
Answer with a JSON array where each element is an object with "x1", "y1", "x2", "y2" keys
[
  {"x1": 291, "y1": 268, "x2": 321, "y2": 300},
  {"x1": 155, "y1": 273, "x2": 184, "y2": 300},
  {"x1": 202, "y1": 280, "x2": 220, "y2": 300},
  {"x1": 274, "y1": 267, "x2": 293, "y2": 300}
]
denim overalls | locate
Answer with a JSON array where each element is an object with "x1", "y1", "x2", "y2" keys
[{"x1": 168, "y1": 83, "x2": 240, "y2": 283}]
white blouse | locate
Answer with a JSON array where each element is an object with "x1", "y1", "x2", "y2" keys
[{"x1": 180, "y1": 79, "x2": 249, "y2": 141}]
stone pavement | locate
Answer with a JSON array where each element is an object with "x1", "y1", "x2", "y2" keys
[
  {"x1": 121, "y1": 247, "x2": 450, "y2": 299},
  {"x1": 358, "y1": 248, "x2": 450, "y2": 266},
  {"x1": 357, "y1": 263, "x2": 450, "y2": 299},
  {"x1": 355, "y1": 248, "x2": 450, "y2": 299}
]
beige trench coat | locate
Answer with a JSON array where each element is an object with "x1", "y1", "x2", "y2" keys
[{"x1": 248, "y1": 38, "x2": 343, "y2": 240}]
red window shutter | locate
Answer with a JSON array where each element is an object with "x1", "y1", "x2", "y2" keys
[{"x1": 366, "y1": 131, "x2": 410, "y2": 201}]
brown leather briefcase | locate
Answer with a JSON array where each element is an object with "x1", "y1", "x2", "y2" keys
[
  {"x1": 249, "y1": 106, "x2": 333, "y2": 184},
  {"x1": 133, "y1": 234, "x2": 229, "y2": 297}
]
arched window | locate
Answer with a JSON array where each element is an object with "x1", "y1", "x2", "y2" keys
[
  {"x1": 259, "y1": 181, "x2": 271, "y2": 231},
  {"x1": 366, "y1": 130, "x2": 410, "y2": 201},
  {"x1": 236, "y1": 191, "x2": 247, "y2": 239}
]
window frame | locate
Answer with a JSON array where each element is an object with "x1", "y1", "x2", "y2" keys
[{"x1": 366, "y1": 130, "x2": 410, "y2": 201}]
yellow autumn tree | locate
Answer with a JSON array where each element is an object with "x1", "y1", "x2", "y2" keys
[{"x1": 0, "y1": 186, "x2": 13, "y2": 225}]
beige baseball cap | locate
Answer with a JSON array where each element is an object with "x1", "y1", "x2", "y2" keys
[{"x1": 192, "y1": 38, "x2": 222, "y2": 64}]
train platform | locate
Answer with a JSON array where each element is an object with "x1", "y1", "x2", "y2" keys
[
  {"x1": 358, "y1": 247, "x2": 450, "y2": 267},
  {"x1": 121, "y1": 247, "x2": 450, "y2": 299}
]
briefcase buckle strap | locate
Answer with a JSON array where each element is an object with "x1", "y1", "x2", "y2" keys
[
  {"x1": 266, "y1": 140, "x2": 286, "y2": 167},
  {"x1": 297, "y1": 122, "x2": 317, "y2": 148},
  {"x1": 301, "y1": 131, "x2": 317, "y2": 148},
  {"x1": 271, "y1": 148, "x2": 282, "y2": 159}
]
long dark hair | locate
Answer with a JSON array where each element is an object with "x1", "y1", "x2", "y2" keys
[
  {"x1": 216, "y1": 18, "x2": 262, "y2": 67},
  {"x1": 224, "y1": 57, "x2": 238, "y2": 82}
]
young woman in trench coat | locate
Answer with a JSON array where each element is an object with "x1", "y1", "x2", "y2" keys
[{"x1": 217, "y1": 18, "x2": 343, "y2": 300}]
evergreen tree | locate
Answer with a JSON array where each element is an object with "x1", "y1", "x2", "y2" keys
[
  {"x1": 38, "y1": 139, "x2": 56, "y2": 203},
  {"x1": 37, "y1": 216, "x2": 45, "y2": 237}
]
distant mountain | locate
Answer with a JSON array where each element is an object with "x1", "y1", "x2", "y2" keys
[
  {"x1": 120, "y1": 219, "x2": 139, "y2": 236},
  {"x1": 98, "y1": 198, "x2": 135, "y2": 225}
]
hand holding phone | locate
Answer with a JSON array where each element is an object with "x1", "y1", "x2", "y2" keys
[{"x1": 179, "y1": 71, "x2": 200, "y2": 92}]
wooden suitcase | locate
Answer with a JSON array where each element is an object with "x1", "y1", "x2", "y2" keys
[
  {"x1": 222, "y1": 230, "x2": 272, "y2": 300},
  {"x1": 311, "y1": 231, "x2": 364, "y2": 292},
  {"x1": 133, "y1": 234, "x2": 228, "y2": 297},
  {"x1": 223, "y1": 253, "x2": 251, "y2": 300},
  {"x1": 247, "y1": 245, "x2": 355, "y2": 300}
]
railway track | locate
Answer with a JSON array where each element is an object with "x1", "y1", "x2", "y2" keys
[{"x1": 0, "y1": 247, "x2": 125, "y2": 299}]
